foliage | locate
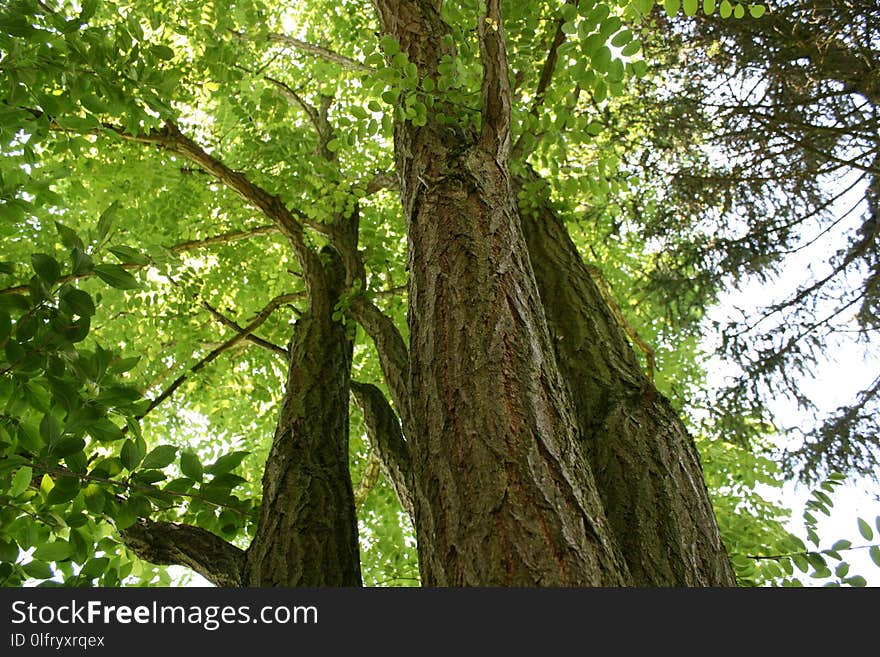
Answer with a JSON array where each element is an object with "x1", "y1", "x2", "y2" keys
[
  {"x1": 0, "y1": 0, "x2": 874, "y2": 587},
  {"x1": 610, "y1": 0, "x2": 880, "y2": 480}
]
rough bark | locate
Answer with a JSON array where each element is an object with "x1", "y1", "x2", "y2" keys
[
  {"x1": 242, "y1": 240, "x2": 362, "y2": 586},
  {"x1": 519, "y1": 175, "x2": 736, "y2": 586},
  {"x1": 121, "y1": 519, "x2": 245, "y2": 587},
  {"x1": 374, "y1": 0, "x2": 629, "y2": 586},
  {"x1": 351, "y1": 381, "x2": 414, "y2": 519}
]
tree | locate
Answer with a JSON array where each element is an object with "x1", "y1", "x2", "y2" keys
[
  {"x1": 626, "y1": 0, "x2": 880, "y2": 479},
  {"x1": 5, "y1": 0, "x2": 834, "y2": 587}
]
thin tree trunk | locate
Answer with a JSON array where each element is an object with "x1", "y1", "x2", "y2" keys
[{"x1": 243, "y1": 244, "x2": 362, "y2": 586}]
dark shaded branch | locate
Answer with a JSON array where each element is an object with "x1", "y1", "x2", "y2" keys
[
  {"x1": 168, "y1": 224, "x2": 279, "y2": 253},
  {"x1": 199, "y1": 299, "x2": 290, "y2": 359},
  {"x1": 350, "y1": 381, "x2": 414, "y2": 518},
  {"x1": 141, "y1": 292, "x2": 302, "y2": 418},
  {"x1": 347, "y1": 296, "x2": 410, "y2": 420},
  {"x1": 261, "y1": 75, "x2": 335, "y2": 159},
  {"x1": 120, "y1": 519, "x2": 245, "y2": 587}
]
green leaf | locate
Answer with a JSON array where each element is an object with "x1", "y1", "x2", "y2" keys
[
  {"x1": 0, "y1": 538, "x2": 19, "y2": 562},
  {"x1": 55, "y1": 222, "x2": 84, "y2": 251},
  {"x1": 108, "y1": 246, "x2": 150, "y2": 266},
  {"x1": 86, "y1": 418, "x2": 124, "y2": 442},
  {"x1": 748, "y1": 4, "x2": 766, "y2": 17},
  {"x1": 682, "y1": 0, "x2": 698, "y2": 15},
  {"x1": 120, "y1": 439, "x2": 143, "y2": 470},
  {"x1": 142, "y1": 445, "x2": 178, "y2": 470},
  {"x1": 46, "y1": 476, "x2": 79, "y2": 505},
  {"x1": 830, "y1": 539, "x2": 852, "y2": 551},
  {"x1": 180, "y1": 451, "x2": 203, "y2": 482},
  {"x1": 869, "y1": 546, "x2": 880, "y2": 569},
  {"x1": 206, "y1": 450, "x2": 249, "y2": 475},
  {"x1": 23, "y1": 560, "x2": 54, "y2": 580},
  {"x1": 844, "y1": 575, "x2": 867, "y2": 587},
  {"x1": 858, "y1": 517, "x2": 874, "y2": 541},
  {"x1": 61, "y1": 288, "x2": 96, "y2": 317},
  {"x1": 633, "y1": 0, "x2": 654, "y2": 14},
  {"x1": 0, "y1": 293, "x2": 29, "y2": 312},
  {"x1": 150, "y1": 45, "x2": 175, "y2": 61},
  {"x1": 33, "y1": 540, "x2": 73, "y2": 562},
  {"x1": 663, "y1": 0, "x2": 680, "y2": 16},
  {"x1": 81, "y1": 557, "x2": 110, "y2": 579},
  {"x1": 93, "y1": 264, "x2": 139, "y2": 290},
  {"x1": 83, "y1": 485, "x2": 106, "y2": 514},
  {"x1": 733, "y1": 3, "x2": 745, "y2": 18},
  {"x1": 719, "y1": 0, "x2": 733, "y2": 17},
  {"x1": 806, "y1": 552, "x2": 826, "y2": 571},
  {"x1": 379, "y1": 35, "x2": 399, "y2": 55},
  {"x1": 611, "y1": 30, "x2": 632, "y2": 48},
  {"x1": 31, "y1": 254, "x2": 61, "y2": 284},
  {"x1": 79, "y1": 0, "x2": 97, "y2": 21},
  {"x1": 96, "y1": 202, "x2": 119, "y2": 242},
  {"x1": 51, "y1": 437, "x2": 85, "y2": 458},
  {"x1": 109, "y1": 356, "x2": 141, "y2": 374},
  {"x1": 10, "y1": 466, "x2": 32, "y2": 497},
  {"x1": 71, "y1": 248, "x2": 94, "y2": 275},
  {"x1": 40, "y1": 414, "x2": 62, "y2": 446},
  {"x1": 621, "y1": 40, "x2": 642, "y2": 56}
]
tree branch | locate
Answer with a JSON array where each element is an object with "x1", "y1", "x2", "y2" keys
[
  {"x1": 120, "y1": 519, "x2": 245, "y2": 587},
  {"x1": 199, "y1": 298, "x2": 290, "y2": 359},
  {"x1": 348, "y1": 296, "x2": 410, "y2": 421},
  {"x1": 353, "y1": 448, "x2": 381, "y2": 508},
  {"x1": 141, "y1": 292, "x2": 302, "y2": 418},
  {"x1": 265, "y1": 32, "x2": 375, "y2": 73},
  {"x1": 350, "y1": 381, "x2": 414, "y2": 518},
  {"x1": 478, "y1": 0, "x2": 511, "y2": 161},
  {"x1": 510, "y1": 0, "x2": 574, "y2": 161},
  {"x1": 28, "y1": 110, "x2": 328, "y2": 304}
]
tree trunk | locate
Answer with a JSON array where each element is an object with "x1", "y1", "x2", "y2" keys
[
  {"x1": 243, "y1": 245, "x2": 362, "y2": 586},
  {"x1": 373, "y1": 0, "x2": 629, "y2": 586},
  {"x1": 369, "y1": 0, "x2": 736, "y2": 586},
  {"x1": 519, "y1": 175, "x2": 736, "y2": 585}
]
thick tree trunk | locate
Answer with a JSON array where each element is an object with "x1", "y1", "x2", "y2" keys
[
  {"x1": 368, "y1": 0, "x2": 735, "y2": 586},
  {"x1": 243, "y1": 246, "x2": 362, "y2": 586},
  {"x1": 402, "y1": 141, "x2": 627, "y2": 585},
  {"x1": 373, "y1": 0, "x2": 629, "y2": 586},
  {"x1": 519, "y1": 178, "x2": 736, "y2": 585}
]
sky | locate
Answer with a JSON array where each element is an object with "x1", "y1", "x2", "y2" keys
[{"x1": 704, "y1": 168, "x2": 880, "y2": 586}]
